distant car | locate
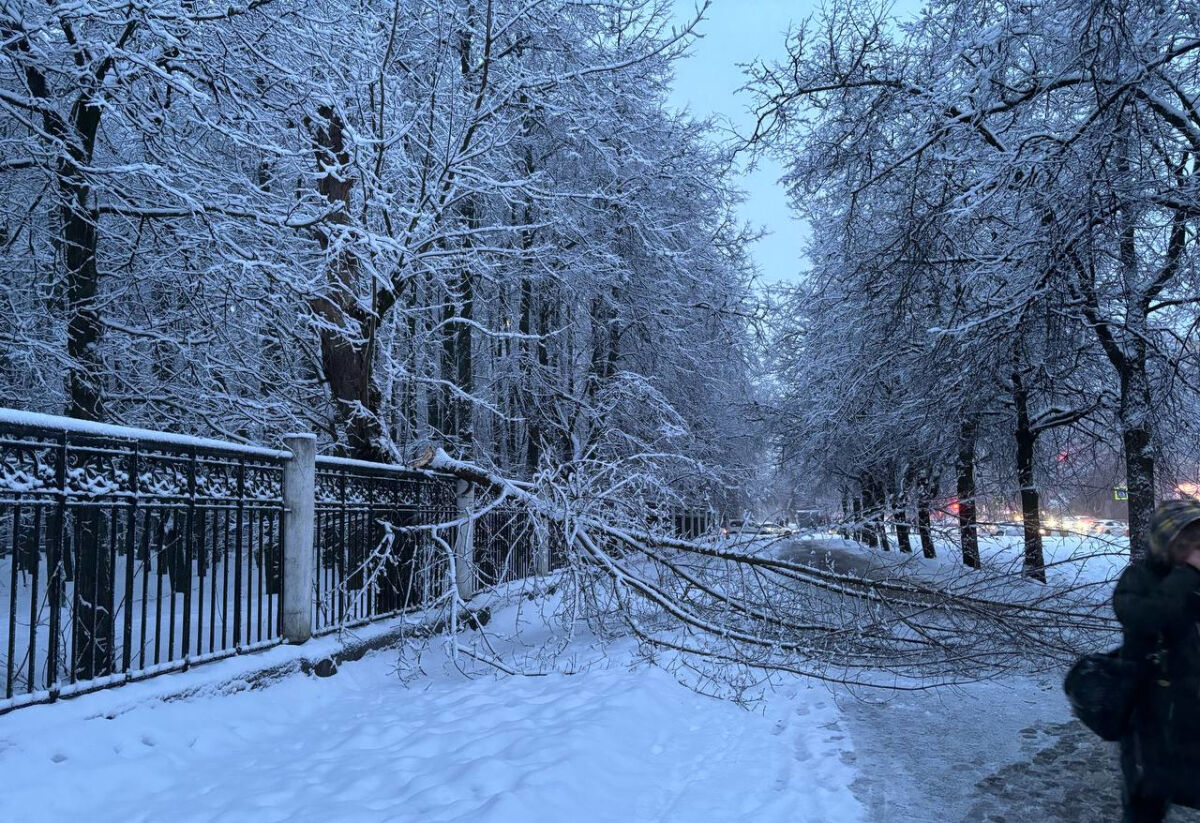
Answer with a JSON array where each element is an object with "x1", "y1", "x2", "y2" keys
[
  {"x1": 1091, "y1": 519, "x2": 1129, "y2": 537},
  {"x1": 792, "y1": 510, "x2": 826, "y2": 532},
  {"x1": 721, "y1": 519, "x2": 792, "y2": 539},
  {"x1": 761, "y1": 521, "x2": 794, "y2": 537},
  {"x1": 723, "y1": 520, "x2": 764, "y2": 538},
  {"x1": 985, "y1": 521, "x2": 1025, "y2": 537},
  {"x1": 1056, "y1": 516, "x2": 1096, "y2": 536}
]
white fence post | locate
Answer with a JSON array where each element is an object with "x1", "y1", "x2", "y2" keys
[
  {"x1": 282, "y1": 433, "x2": 316, "y2": 644},
  {"x1": 454, "y1": 478, "x2": 476, "y2": 600}
]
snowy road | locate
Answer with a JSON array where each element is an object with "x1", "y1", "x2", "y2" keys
[
  {"x1": 840, "y1": 676, "x2": 1200, "y2": 822},
  {"x1": 777, "y1": 538, "x2": 881, "y2": 578},
  {"x1": 844, "y1": 678, "x2": 1102, "y2": 821}
]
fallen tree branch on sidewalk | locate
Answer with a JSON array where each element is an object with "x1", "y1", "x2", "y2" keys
[{"x1": 400, "y1": 450, "x2": 1116, "y2": 695}]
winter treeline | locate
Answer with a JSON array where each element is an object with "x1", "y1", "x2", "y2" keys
[
  {"x1": 751, "y1": 0, "x2": 1200, "y2": 576},
  {"x1": 0, "y1": 0, "x2": 758, "y2": 489}
]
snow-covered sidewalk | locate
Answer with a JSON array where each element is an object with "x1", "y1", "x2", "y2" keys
[
  {"x1": 7, "y1": 530, "x2": 1196, "y2": 823},
  {"x1": 0, "y1": 634, "x2": 860, "y2": 823},
  {"x1": 8, "y1": 626, "x2": 1198, "y2": 822}
]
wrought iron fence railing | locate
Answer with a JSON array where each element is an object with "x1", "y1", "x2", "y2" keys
[
  {"x1": 311, "y1": 458, "x2": 556, "y2": 633},
  {"x1": 0, "y1": 412, "x2": 288, "y2": 711},
  {"x1": 312, "y1": 457, "x2": 457, "y2": 635},
  {"x1": 0, "y1": 409, "x2": 552, "y2": 713},
  {"x1": 474, "y1": 505, "x2": 540, "y2": 588}
]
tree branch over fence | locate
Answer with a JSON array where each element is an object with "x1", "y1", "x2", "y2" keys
[{"x1": 398, "y1": 449, "x2": 1119, "y2": 694}]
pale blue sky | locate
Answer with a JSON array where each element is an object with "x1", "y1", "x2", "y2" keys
[{"x1": 668, "y1": 1, "x2": 924, "y2": 285}]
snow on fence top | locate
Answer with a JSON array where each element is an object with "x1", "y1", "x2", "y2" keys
[
  {"x1": 0, "y1": 407, "x2": 292, "y2": 461},
  {"x1": 314, "y1": 453, "x2": 452, "y2": 481}
]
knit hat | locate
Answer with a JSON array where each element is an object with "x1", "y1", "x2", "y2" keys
[{"x1": 1148, "y1": 499, "x2": 1200, "y2": 561}]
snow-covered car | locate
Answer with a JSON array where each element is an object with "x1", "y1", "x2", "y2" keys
[
  {"x1": 723, "y1": 520, "x2": 764, "y2": 537},
  {"x1": 1091, "y1": 519, "x2": 1128, "y2": 537}
]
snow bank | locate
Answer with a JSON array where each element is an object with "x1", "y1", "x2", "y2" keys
[
  {"x1": 0, "y1": 610, "x2": 862, "y2": 823},
  {"x1": 786, "y1": 531, "x2": 1127, "y2": 600}
]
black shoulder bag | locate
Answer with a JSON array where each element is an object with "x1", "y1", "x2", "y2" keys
[{"x1": 1063, "y1": 647, "x2": 1153, "y2": 742}]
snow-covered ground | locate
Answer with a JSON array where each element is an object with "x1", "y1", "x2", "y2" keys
[
  {"x1": 2, "y1": 533, "x2": 1185, "y2": 823},
  {"x1": 0, "y1": 598, "x2": 863, "y2": 823},
  {"x1": 783, "y1": 529, "x2": 1129, "y2": 602},
  {"x1": 2, "y1": 609, "x2": 1169, "y2": 823}
]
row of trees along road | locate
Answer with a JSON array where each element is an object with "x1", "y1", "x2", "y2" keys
[
  {"x1": 0, "y1": 0, "x2": 761, "y2": 492},
  {"x1": 751, "y1": 0, "x2": 1200, "y2": 579},
  {"x1": 0, "y1": 0, "x2": 1137, "y2": 690}
]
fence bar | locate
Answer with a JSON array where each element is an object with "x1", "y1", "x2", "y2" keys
[
  {"x1": 122, "y1": 447, "x2": 137, "y2": 673},
  {"x1": 455, "y1": 479, "x2": 475, "y2": 600},
  {"x1": 182, "y1": 448, "x2": 196, "y2": 660},
  {"x1": 6, "y1": 503, "x2": 18, "y2": 697},
  {"x1": 233, "y1": 457, "x2": 244, "y2": 648},
  {"x1": 25, "y1": 507, "x2": 40, "y2": 693}
]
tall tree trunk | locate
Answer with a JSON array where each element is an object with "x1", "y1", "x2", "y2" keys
[
  {"x1": 1122, "y1": 357, "x2": 1155, "y2": 561},
  {"x1": 852, "y1": 493, "x2": 865, "y2": 544},
  {"x1": 583, "y1": 290, "x2": 621, "y2": 452},
  {"x1": 916, "y1": 470, "x2": 937, "y2": 558},
  {"x1": 917, "y1": 496, "x2": 936, "y2": 559},
  {"x1": 874, "y1": 476, "x2": 890, "y2": 551},
  {"x1": 33, "y1": 49, "x2": 113, "y2": 668},
  {"x1": 839, "y1": 485, "x2": 851, "y2": 540},
  {"x1": 4, "y1": 24, "x2": 106, "y2": 420},
  {"x1": 1114, "y1": 125, "x2": 1157, "y2": 561},
  {"x1": 520, "y1": 276, "x2": 544, "y2": 475},
  {"x1": 1013, "y1": 372, "x2": 1046, "y2": 582},
  {"x1": 61, "y1": 125, "x2": 111, "y2": 671},
  {"x1": 319, "y1": 330, "x2": 382, "y2": 460},
  {"x1": 62, "y1": 104, "x2": 109, "y2": 675},
  {"x1": 956, "y1": 418, "x2": 981, "y2": 569},
  {"x1": 894, "y1": 489, "x2": 913, "y2": 554},
  {"x1": 859, "y1": 478, "x2": 878, "y2": 548},
  {"x1": 454, "y1": 268, "x2": 475, "y2": 456},
  {"x1": 403, "y1": 280, "x2": 421, "y2": 445},
  {"x1": 63, "y1": 178, "x2": 103, "y2": 421},
  {"x1": 310, "y1": 105, "x2": 384, "y2": 461}
]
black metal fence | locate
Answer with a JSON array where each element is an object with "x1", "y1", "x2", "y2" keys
[
  {"x1": 673, "y1": 510, "x2": 714, "y2": 540},
  {"x1": 474, "y1": 505, "x2": 540, "y2": 588},
  {"x1": 0, "y1": 412, "x2": 552, "y2": 712},
  {"x1": 312, "y1": 458, "x2": 549, "y2": 633},
  {"x1": 312, "y1": 458, "x2": 457, "y2": 634},
  {"x1": 0, "y1": 417, "x2": 287, "y2": 711}
]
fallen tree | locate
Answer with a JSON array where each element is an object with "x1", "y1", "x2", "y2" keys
[{"x1": 329, "y1": 448, "x2": 1120, "y2": 697}]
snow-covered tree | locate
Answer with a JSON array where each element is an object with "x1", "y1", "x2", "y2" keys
[
  {"x1": 751, "y1": 0, "x2": 1200, "y2": 562},
  {"x1": 0, "y1": 0, "x2": 759, "y2": 507}
]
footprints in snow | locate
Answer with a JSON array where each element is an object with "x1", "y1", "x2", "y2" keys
[
  {"x1": 773, "y1": 700, "x2": 852, "y2": 793},
  {"x1": 965, "y1": 720, "x2": 1200, "y2": 823}
]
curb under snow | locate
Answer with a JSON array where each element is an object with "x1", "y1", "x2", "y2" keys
[{"x1": 3, "y1": 610, "x2": 459, "y2": 724}]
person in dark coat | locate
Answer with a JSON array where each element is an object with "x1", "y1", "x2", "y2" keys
[{"x1": 1113, "y1": 499, "x2": 1200, "y2": 822}]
